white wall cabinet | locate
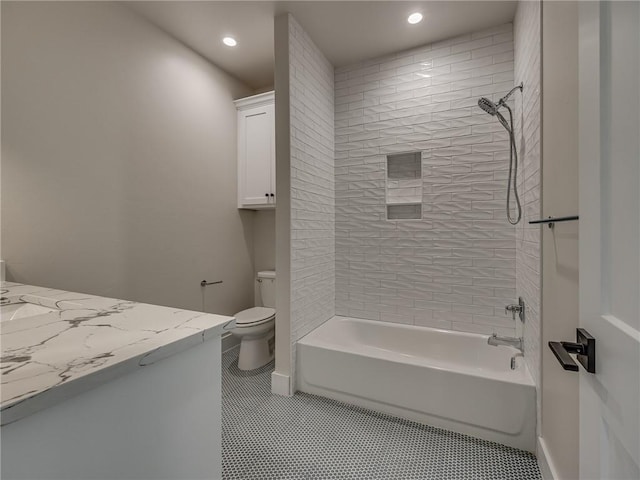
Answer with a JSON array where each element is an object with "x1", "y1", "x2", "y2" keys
[{"x1": 235, "y1": 91, "x2": 275, "y2": 209}]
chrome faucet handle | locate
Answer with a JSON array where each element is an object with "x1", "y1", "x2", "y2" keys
[
  {"x1": 505, "y1": 304, "x2": 519, "y2": 320},
  {"x1": 505, "y1": 298, "x2": 525, "y2": 322}
]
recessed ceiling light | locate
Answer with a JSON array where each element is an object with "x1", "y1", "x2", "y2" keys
[
  {"x1": 407, "y1": 12, "x2": 423, "y2": 24},
  {"x1": 223, "y1": 37, "x2": 237, "y2": 47}
]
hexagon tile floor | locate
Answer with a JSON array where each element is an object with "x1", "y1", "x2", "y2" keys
[{"x1": 222, "y1": 347, "x2": 541, "y2": 480}]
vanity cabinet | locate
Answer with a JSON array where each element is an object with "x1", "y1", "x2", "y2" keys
[
  {"x1": 0, "y1": 282, "x2": 233, "y2": 480},
  {"x1": 235, "y1": 91, "x2": 275, "y2": 209}
]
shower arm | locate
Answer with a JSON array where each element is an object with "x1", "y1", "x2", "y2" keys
[{"x1": 497, "y1": 83, "x2": 523, "y2": 108}]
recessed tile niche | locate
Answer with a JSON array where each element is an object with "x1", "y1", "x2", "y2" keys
[{"x1": 386, "y1": 152, "x2": 422, "y2": 220}]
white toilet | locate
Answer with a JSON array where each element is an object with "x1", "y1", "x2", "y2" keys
[{"x1": 232, "y1": 271, "x2": 276, "y2": 371}]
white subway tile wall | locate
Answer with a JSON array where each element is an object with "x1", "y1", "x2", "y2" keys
[
  {"x1": 335, "y1": 23, "x2": 520, "y2": 336},
  {"x1": 288, "y1": 17, "x2": 335, "y2": 363},
  {"x1": 514, "y1": 0, "x2": 541, "y2": 431}
]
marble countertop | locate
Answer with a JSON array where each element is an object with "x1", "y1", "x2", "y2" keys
[{"x1": 0, "y1": 282, "x2": 235, "y2": 425}]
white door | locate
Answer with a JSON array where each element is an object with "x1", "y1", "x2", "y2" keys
[
  {"x1": 238, "y1": 104, "x2": 274, "y2": 206},
  {"x1": 579, "y1": 2, "x2": 640, "y2": 479}
]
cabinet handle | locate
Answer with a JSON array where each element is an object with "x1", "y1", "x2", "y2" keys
[
  {"x1": 270, "y1": 193, "x2": 274, "y2": 197},
  {"x1": 265, "y1": 193, "x2": 269, "y2": 197}
]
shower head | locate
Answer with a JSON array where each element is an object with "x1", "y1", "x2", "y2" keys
[
  {"x1": 478, "y1": 83, "x2": 524, "y2": 117},
  {"x1": 479, "y1": 97, "x2": 513, "y2": 135},
  {"x1": 478, "y1": 97, "x2": 498, "y2": 116}
]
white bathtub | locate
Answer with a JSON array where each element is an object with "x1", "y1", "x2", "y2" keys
[{"x1": 296, "y1": 316, "x2": 536, "y2": 452}]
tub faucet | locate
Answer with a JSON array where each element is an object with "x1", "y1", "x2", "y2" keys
[{"x1": 488, "y1": 333, "x2": 523, "y2": 352}]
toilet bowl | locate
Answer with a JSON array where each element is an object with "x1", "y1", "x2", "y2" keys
[{"x1": 232, "y1": 271, "x2": 276, "y2": 371}]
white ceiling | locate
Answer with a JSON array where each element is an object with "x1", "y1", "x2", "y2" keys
[{"x1": 126, "y1": 1, "x2": 518, "y2": 90}]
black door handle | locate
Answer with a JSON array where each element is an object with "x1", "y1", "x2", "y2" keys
[
  {"x1": 549, "y1": 342, "x2": 579, "y2": 371},
  {"x1": 548, "y1": 328, "x2": 596, "y2": 373}
]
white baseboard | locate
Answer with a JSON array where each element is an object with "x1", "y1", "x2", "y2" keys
[
  {"x1": 537, "y1": 436, "x2": 559, "y2": 480},
  {"x1": 271, "y1": 371, "x2": 292, "y2": 396}
]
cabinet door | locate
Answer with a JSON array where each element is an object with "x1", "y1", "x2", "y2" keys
[{"x1": 238, "y1": 105, "x2": 274, "y2": 207}]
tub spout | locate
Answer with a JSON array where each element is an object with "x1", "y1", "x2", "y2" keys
[{"x1": 488, "y1": 333, "x2": 523, "y2": 352}]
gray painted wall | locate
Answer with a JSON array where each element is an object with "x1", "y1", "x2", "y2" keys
[
  {"x1": 253, "y1": 210, "x2": 276, "y2": 305},
  {"x1": 540, "y1": 2, "x2": 579, "y2": 478},
  {"x1": 273, "y1": 14, "x2": 293, "y2": 394},
  {"x1": 1, "y1": 1, "x2": 256, "y2": 316}
]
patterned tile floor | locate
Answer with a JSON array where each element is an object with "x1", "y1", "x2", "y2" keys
[{"x1": 222, "y1": 347, "x2": 541, "y2": 480}]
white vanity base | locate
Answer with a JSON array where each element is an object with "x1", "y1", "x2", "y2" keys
[{"x1": 1, "y1": 339, "x2": 221, "y2": 480}]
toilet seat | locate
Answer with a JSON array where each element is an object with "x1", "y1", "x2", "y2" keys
[{"x1": 234, "y1": 307, "x2": 275, "y2": 328}]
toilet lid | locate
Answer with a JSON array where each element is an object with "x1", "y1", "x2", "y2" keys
[{"x1": 234, "y1": 307, "x2": 275, "y2": 326}]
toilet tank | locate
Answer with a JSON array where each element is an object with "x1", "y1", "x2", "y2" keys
[{"x1": 257, "y1": 271, "x2": 276, "y2": 308}]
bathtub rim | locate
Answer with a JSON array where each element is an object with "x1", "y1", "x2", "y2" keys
[{"x1": 298, "y1": 315, "x2": 535, "y2": 387}]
